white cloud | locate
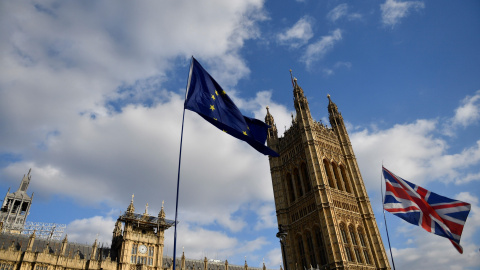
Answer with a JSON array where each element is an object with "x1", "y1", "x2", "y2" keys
[
  {"x1": 0, "y1": 0, "x2": 267, "y2": 155},
  {"x1": 265, "y1": 248, "x2": 282, "y2": 269},
  {"x1": 327, "y1": 4, "x2": 349, "y2": 22},
  {"x1": 322, "y1": 61, "x2": 352, "y2": 76},
  {"x1": 351, "y1": 119, "x2": 480, "y2": 190},
  {"x1": 254, "y1": 203, "x2": 277, "y2": 230},
  {"x1": 452, "y1": 90, "x2": 480, "y2": 127},
  {"x1": 277, "y1": 16, "x2": 314, "y2": 48},
  {"x1": 327, "y1": 4, "x2": 362, "y2": 23},
  {"x1": 301, "y1": 29, "x2": 342, "y2": 68},
  {"x1": 66, "y1": 215, "x2": 117, "y2": 245},
  {"x1": 380, "y1": 0, "x2": 425, "y2": 27},
  {"x1": 0, "y1": 0, "x2": 278, "y2": 244}
]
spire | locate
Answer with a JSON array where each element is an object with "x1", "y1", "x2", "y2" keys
[
  {"x1": 181, "y1": 248, "x2": 186, "y2": 270},
  {"x1": 327, "y1": 94, "x2": 343, "y2": 128},
  {"x1": 291, "y1": 76, "x2": 311, "y2": 122},
  {"x1": 158, "y1": 200, "x2": 166, "y2": 219},
  {"x1": 18, "y1": 168, "x2": 32, "y2": 192},
  {"x1": 265, "y1": 106, "x2": 278, "y2": 140},
  {"x1": 92, "y1": 238, "x2": 98, "y2": 259},
  {"x1": 127, "y1": 194, "x2": 135, "y2": 215},
  {"x1": 27, "y1": 230, "x2": 36, "y2": 251},
  {"x1": 61, "y1": 234, "x2": 68, "y2": 256},
  {"x1": 143, "y1": 203, "x2": 149, "y2": 218},
  {"x1": 327, "y1": 94, "x2": 338, "y2": 114}
]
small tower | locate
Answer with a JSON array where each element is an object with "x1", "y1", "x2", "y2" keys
[
  {"x1": 266, "y1": 76, "x2": 390, "y2": 269},
  {"x1": 110, "y1": 198, "x2": 175, "y2": 270},
  {"x1": 0, "y1": 169, "x2": 34, "y2": 233}
]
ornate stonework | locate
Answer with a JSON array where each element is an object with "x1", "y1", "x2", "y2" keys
[{"x1": 266, "y1": 79, "x2": 390, "y2": 270}]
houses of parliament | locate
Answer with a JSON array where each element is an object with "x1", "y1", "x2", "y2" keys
[{"x1": 0, "y1": 77, "x2": 390, "y2": 270}]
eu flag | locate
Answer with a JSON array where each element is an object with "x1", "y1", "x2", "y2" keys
[{"x1": 185, "y1": 57, "x2": 279, "y2": 157}]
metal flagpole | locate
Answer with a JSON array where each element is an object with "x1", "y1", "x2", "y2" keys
[
  {"x1": 173, "y1": 57, "x2": 194, "y2": 270},
  {"x1": 380, "y1": 166, "x2": 396, "y2": 270}
]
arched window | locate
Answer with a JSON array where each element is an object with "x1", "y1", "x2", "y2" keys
[
  {"x1": 332, "y1": 162, "x2": 344, "y2": 191},
  {"x1": 286, "y1": 173, "x2": 296, "y2": 203},
  {"x1": 301, "y1": 163, "x2": 312, "y2": 192},
  {"x1": 314, "y1": 227, "x2": 328, "y2": 266},
  {"x1": 349, "y1": 226, "x2": 359, "y2": 262},
  {"x1": 340, "y1": 165, "x2": 352, "y2": 193},
  {"x1": 323, "y1": 160, "x2": 336, "y2": 188},
  {"x1": 294, "y1": 168, "x2": 304, "y2": 197},
  {"x1": 305, "y1": 231, "x2": 316, "y2": 267},
  {"x1": 358, "y1": 228, "x2": 371, "y2": 264},
  {"x1": 297, "y1": 235, "x2": 307, "y2": 270},
  {"x1": 340, "y1": 224, "x2": 353, "y2": 262}
]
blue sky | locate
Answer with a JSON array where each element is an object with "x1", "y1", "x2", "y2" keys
[{"x1": 1, "y1": 0, "x2": 479, "y2": 269}]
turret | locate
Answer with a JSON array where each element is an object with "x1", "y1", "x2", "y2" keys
[
  {"x1": 265, "y1": 106, "x2": 278, "y2": 140},
  {"x1": 18, "y1": 168, "x2": 32, "y2": 192},
  {"x1": 180, "y1": 249, "x2": 186, "y2": 270},
  {"x1": 27, "y1": 230, "x2": 36, "y2": 251},
  {"x1": 60, "y1": 234, "x2": 68, "y2": 256},
  {"x1": 126, "y1": 194, "x2": 135, "y2": 216},
  {"x1": 91, "y1": 238, "x2": 98, "y2": 259},
  {"x1": 292, "y1": 76, "x2": 312, "y2": 125},
  {"x1": 327, "y1": 94, "x2": 343, "y2": 128}
]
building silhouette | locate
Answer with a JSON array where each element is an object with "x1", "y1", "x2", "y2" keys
[{"x1": 265, "y1": 77, "x2": 390, "y2": 269}]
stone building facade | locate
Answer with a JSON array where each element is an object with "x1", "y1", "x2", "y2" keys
[
  {"x1": 0, "y1": 184, "x2": 268, "y2": 270},
  {"x1": 265, "y1": 78, "x2": 390, "y2": 270}
]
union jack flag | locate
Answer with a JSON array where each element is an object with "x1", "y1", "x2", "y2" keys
[{"x1": 383, "y1": 166, "x2": 471, "y2": 253}]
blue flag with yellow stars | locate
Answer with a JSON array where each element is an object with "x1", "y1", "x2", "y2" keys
[{"x1": 185, "y1": 57, "x2": 279, "y2": 157}]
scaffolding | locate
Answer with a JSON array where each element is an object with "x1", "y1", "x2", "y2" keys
[{"x1": 21, "y1": 222, "x2": 66, "y2": 241}]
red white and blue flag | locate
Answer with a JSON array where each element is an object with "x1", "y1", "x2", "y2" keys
[{"x1": 383, "y1": 166, "x2": 471, "y2": 253}]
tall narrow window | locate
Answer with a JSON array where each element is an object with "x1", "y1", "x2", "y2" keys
[
  {"x1": 315, "y1": 227, "x2": 328, "y2": 266},
  {"x1": 323, "y1": 160, "x2": 336, "y2": 188},
  {"x1": 297, "y1": 236, "x2": 307, "y2": 270},
  {"x1": 306, "y1": 231, "x2": 316, "y2": 267},
  {"x1": 294, "y1": 168, "x2": 304, "y2": 197},
  {"x1": 340, "y1": 226, "x2": 348, "y2": 244},
  {"x1": 349, "y1": 226, "x2": 358, "y2": 262},
  {"x1": 358, "y1": 228, "x2": 371, "y2": 264},
  {"x1": 340, "y1": 165, "x2": 352, "y2": 193},
  {"x1": 332, "y1": 162, "x2": 344, "y2": 191},
  {"x1": 363, "y1": 250, "x2": 371, "y2": 264},
  {"x1": 340, "y1": 224, "x2": 353, "y2": 262},
  {"x1": 286, "y1": 173, "x2": 296, "y2": 203},
  {"x1": 301, "y1": 163, "x2": 312, "y2": 192}
]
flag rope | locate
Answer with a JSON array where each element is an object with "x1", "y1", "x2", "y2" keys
[
  {"x1": 380, "y1": 165, "x2": 396, "y2": 270},
  {"x1": 172, "y1": 57, "x2": 194, "y2": 270}
]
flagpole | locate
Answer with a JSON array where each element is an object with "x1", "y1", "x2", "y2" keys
[
  {"x1": 380, "y1": 166, "x2": 396, "y2": 270},
  {"x1": 173, "y1": 57, "x2": 194, "y2": 270}
]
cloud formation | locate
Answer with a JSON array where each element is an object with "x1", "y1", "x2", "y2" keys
[
  {"x1": 301, "y1": 29, "x2": 342, "y2": 68},
  {"x1": 277, "y1": 16, "x2": 314, "y2": 48},
  {"x1": 380, "y1": 0, "x2": 425, "y2": 27}
]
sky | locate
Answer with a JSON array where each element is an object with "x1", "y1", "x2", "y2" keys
[{"x1": 0, "y1": 0, "x2": 479, "y2": 269}]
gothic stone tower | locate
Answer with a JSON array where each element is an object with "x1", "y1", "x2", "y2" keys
[
  {"x1": 111, "y1": 196, "x2": 175, "y2": 270},
  {"x1": 265, "y1": 78, "x2": 390, "y2": 270},
  {"x1": 0, "y1": 169, "x2": 34, "y2": 233}
]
